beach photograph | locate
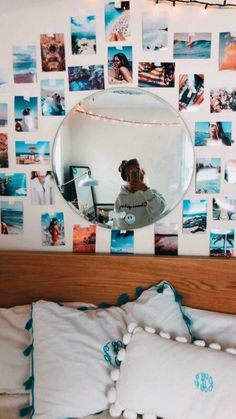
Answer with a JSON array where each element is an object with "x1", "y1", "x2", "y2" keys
[
  {"x1": 224, "y1": 160, "x2": 236, "y2": 183},
  {"x1": 0, "y1": 133, "x2": 8, "y2": 168},
  {"x1": 41, "y1": 79, "x2": 65, "y2": 116},
  {"x1": 108, "y1": 46, "x2": 132, "y2": 84},
  {"x1": 210, "y1": 87, "x2": 236, "y2": 113},
  {"x1": 13, "y1": 45, "x2": 37, "y2": 83},
  {"x1": 173, "y1": 33, "x2": 211, "y2": 59},
  {"x1": 68, "y1": 65, "x2": 104, "y2": 91},
  {"x1": 142, "y1": 10, "x2": 168, "y2": 51},
  {"x1": 219, "y1": 32, "x2": 236, "y2": 71},
  {"x1": 0, "y1": 104, "x2": 8, "y2": 127},
  {"x1": 105, "y1": 1, "x2": 130, "y2": 42},
  {"x1": 110, "y1": 229, "x2": 134, "y2": 254},
  {"x1": 179, "y1": 74, "x2": 204, "y2": 111},
  {"x1": 0, "y1": 68, "x2": 9, "y2": 92},
  {"x1": 195, "y1": 121, "x2": 232, "y2": 146},
  {"x1": 41, "y1": 211, "x2": 65, "y2": 246},
  {"x1": 196, "y1": 158, "x2": 221, "y2": 194},
  {"x1": 182, "y1": 199, "x2": 207, "y2": 234},
  {"x1": 15, "y1": 141, "x2": 50, "y2": 165},
  {"x1": 1, "y1": 201, "x2": 23, "y2": 235},
  {"x1": 210, "y1": 229, "x2": 234, "y2": 257},
  {"x1": 40, "y1": 33, "x2": 66, "y2": 72},
  {"x1": 154, "y1": 222, "x2": 178, "y2": 255},
  {"x1": 14, "y1": 96, "x2": 38, "y2": 131},
  {"x1": 213, "y1": 196, "x2": 236, "y2": 221},
  {"x1": 138, "y1": 62, "x2": 175, "y2": 88},
  {"x1": 0, "y1": 172, "x2": 27, "y2": 196},
  {"x1": 73, "y1": 224, "x2": 96, "y2": 253},
  {"x1": 71, "y1": 13, "x2": 96, "y2": 55}
]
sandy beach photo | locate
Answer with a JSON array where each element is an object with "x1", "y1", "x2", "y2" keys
[
  {"x1": 73, "y1": 224, "x2": 96, "y2": 253},
  {"x1": 105, "y1": 1, "x2": 130, "y2": 42},
  {"x1": 154, "y1": 222, "x2": 178, "y2": 255},
  {"x1": 13, "y1": 45, "x2": 37, "y2": 83},
  {"x1": 15, "y1": 141, "x2": 50, "y2": 165},
  {"x1": 0, "y1": 104, "x2": 8, "y2": 127},
  {"x1": 1, "y1": 201, "x2": 23, "y2": 235}
]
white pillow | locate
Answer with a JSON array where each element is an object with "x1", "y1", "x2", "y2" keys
[
  {"x1": 110, "y1": 327, "x2": 236, "y2": 419},
  {"x1": 26, "y1": 282, "x2": 192, "y2": 418}
]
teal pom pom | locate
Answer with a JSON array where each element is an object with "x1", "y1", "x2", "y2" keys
[
  {"x1": 25, "y1": 318, "x2": 32, "y2": 331},
  {"x1": 94, "y1": 411, "x2": 105, "y2": 415},
  {"x1": 117, "y1": 293, "x2": 129, "y2": 306},
  {"x1": 157, "y1": 283, "x2": 165, "y2": 294},
  {"x1": 19, "y1": 405, "x2": 34, "y2": 417},
  {"x1": 183, "y1": 313, "x2": 192, "y2": 328},
  {"x1": 23, "y1": 344, "x2": 33, "y2": 357},
  {"x1": 175, "y1": 292, "x2": 183, "y2": 304},
  {"x1": 135, "y1": 287, "x2": 143, "y2": 298},
  {"x1": 77, "y1": 306, "x2": 89, "y2": 311},
  {"x1": 98, "y1": 302, "x2": 110, "y2": 309},
  {"x1": 23, "y1": 376, "x2": 34, "y2": 390}
]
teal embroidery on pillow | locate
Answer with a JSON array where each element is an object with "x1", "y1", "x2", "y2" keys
[
  {"x1": 194, "y1": 372, "x2": 213, "y2": 392},
  {"x1": 103, "y1": 340, "x2": 124, "y2": 366}
]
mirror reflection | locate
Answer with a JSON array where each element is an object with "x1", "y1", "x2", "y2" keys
[{"x1": 52, "y1": 87, "x2": 194, "y2": 229}]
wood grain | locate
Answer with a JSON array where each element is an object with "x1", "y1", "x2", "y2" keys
[{"x1": 1, "y1": 251, "x2": 236, "y2": 313}]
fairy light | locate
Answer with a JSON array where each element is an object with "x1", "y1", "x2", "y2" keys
[
  {"x1": 76, "y1": 106, "x2": 182, "y2": 127},
  {"x1": 154, "y1": 0, "x2": 236, "y2": 7}
]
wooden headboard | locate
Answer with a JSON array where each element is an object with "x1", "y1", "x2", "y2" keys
[{"x1": 1, "y1": 251, "x2": 236, "y2": 313}]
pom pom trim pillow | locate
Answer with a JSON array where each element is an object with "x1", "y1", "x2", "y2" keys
[
  {"x1": 20, "y1": 281, "x2": 192, "y2": 417},
  {"x1": 108, "y1": 325, "x2": 236, "y2": 419}
]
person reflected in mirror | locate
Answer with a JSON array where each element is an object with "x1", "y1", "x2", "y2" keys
[
  {"x1": 113, "y1": 159, "x2": 166, "y2": 229},
  {"x1": 30, "y1": 171, "x2": 54, "y2": 205},
  {"x1": 112, "y1": 53, "x2": 132, "y2": 83}
]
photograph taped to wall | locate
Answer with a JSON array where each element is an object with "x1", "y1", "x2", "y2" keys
[
  {"x1": 0, "y1": 133, "x2": 8, "y2": 168},
  {"x1": 179, "y1": 74, "x2": 204, "y2": 111},
  {"x1": 108, "y1": 46, "x2": 132, "y2": 84},
  {"x1": 173, "y1": 33, "x2": 211, "y2": 59},
  {"x1": 40, "y1": 33, "x2": 66, "y2": 72},
  {"x1": 41, "y1": 79, "x2": 65, "y2": 116},
  {"x1": 13, "y1": 45, "x2": 37, "y2": 83},
  {"x1": 68, "y1": 65, "x2": 104, "y2": 91},
  {"x1": 195, "y1": 121, "x2": 232, "y2": 146},
  {"x1": 0, "y1": 173, "x2": 27, "y2": 196},
  {"x1": 213, "y1": 197, "x2": 236, "y2": 221},
  {"x1": 0, "y1": 68, "x2": 9, "y2": 92},
  {"x1": 142, "y1": 10, "x2": 168, "y2": 51},
  {"x1": 196, "y1": 158, "x2": 221, "y2": 194},
  {"x1": 182, "y1": 199, "x2": 207, "y2": 234},
  {"x1": 73, "y1": 224, "x2": 96, "y2": 253},
  {"x1": 138, "y1": 62, "x2": 175, "y2": 88},
  {"x1": 16, "y1": 141, "x2": 50, "y2": 165},
  {"x1": 0, "y1": 200, "x2": 23, "y2": 235},
  {"x1": 219, "y1": 32, "x2": 236, "y2": 71},
  {"x1": 0, "y1": 104, "x2": 8, "y2": 127},
  {"x1": 154, "y1": 222, "x2": 178, "y2": 255},
  {"x1": 110, "y1": 229, "x2": 134, "y2": 254},
  {"x1": 71, "y1": 13, "x2": 96, "y2": 55},
  {"x1": 224, "y1": 160, "x2": 236, "y2": 183},
  {"x1": 30, "y1": 171, "x2": 55, "y2": 206},
  {"x1": 210, "y1": 229, "x2": 234, "y2": 258},
  {"x1": 41, "y1": 211, "x2": 65, "y2": 246},
  {"x1": 105, "y1": 1, "x2": 130, "y2": 42},
  {"x1": 210, "y1": 87, "x2": 236, "y2": 113},
  {"x1": 14, "y1": 96, "x2": 38, "y2": 132}
]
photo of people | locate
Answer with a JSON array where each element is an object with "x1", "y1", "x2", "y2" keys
[
  {"x1": 105, "y1": 1, "x2": 130, "y2": 42},
  {"x1": 0, "y1": 68, "x2": 9, "y2": 92},
  {"x1": 210, "y1": 88, "x2": 236, "y2": 113},
  {"x1": 0, "y1": 104, "x2": 8, "y2": 127},
  {"x1": 138, "y1": 62, "x2": 175, "y2": 88},
  {"x1": 73, "y1": 224, "x2": 96, "y2": 253},
  {"x1": 210, "y1": 229, "x2": 234, "y2": 257},
  {"x1": 224, "y1": 160, "x2": 236, "y2": 184},
  {"x1": 13, "y1": 45, "x2": 37, "y2": 83},
  {"x1": 182, "y1": 199, "x2": 207, "y2": 234},
  {"x1": 173, "y1": 33, "x2": 211, "y2": 59},
  {"x1": 0, "y1": 173, "x2": 27, "y2": 196},
  {"x1": 30, "y1": 171, "x2": 55, "y2": 205},
  {"x1": 213, "y1": 197, "x2": 236, "y2": 221},
  {"x1": 154, "y1": 222, "x2": 178, "y2": 255},
  {"x1": 14, "y1": 96, "x2": 38, "y2": 131},
  {"x1": 41, "y1": 212, "x2": 65, "y2": 246},
  {"x1": 142, "y1": 10, "x2": 168, "y2": 51},
  {"x1": 68, "y1": 65, "x2": 104, "y2": 91},
  {"x1": 0, "y1": 201, "x2": 23, "y2": 235},
  {"x1": 71, "y1": 13, "x2": 96, "y2": 55},
  {"x1": 16, "y1": 141, "x2": 50, "y2": 165},
  {"x1": 195, "y1": 121, "x2": 232, "y2": 146},
  {"x1": 108, "y1": 46, "x2": 132, "y2": 84},
  {"x1": 41, "y1": 79, "x2": 65, "y2": 116},
  {"x1": 0, "y1": 133, "x2": 8, "y2": 168},
  {"x1": 40, "y1": 33, "x2": 65, "y2": 72},
  {"x1": 219, "y1": 32, "x2": 236, "y2": 71},
  {"x1": 196, "y1": 158, "x2": 221, "y2": 194},
  {"x1": 110, "y1": 229, "x2": 134, "y2": 254},
  {"x1": 179, "y1": 74, "x2": 204, "y2": 111}
]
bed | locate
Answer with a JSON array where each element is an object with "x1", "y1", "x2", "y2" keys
[{"x1": 1, "y1": 251, "x2": 236, "y2": 419}]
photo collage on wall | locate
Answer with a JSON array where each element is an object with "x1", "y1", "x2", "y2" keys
[{"x1": 1, "y1": 1, "x2": 236, "y2": 257}]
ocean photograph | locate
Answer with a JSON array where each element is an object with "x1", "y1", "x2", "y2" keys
[
  {"x1": 154, "y1": 222, "x2": 178, "y2": 255},
  {"x1": 213, "y1": 197, "x2": 236, "y2": 221},
  {"x1": 0, "y1": 103, "x2": 8, "y2": 127},
  {"x1": 68, "y1": 65, "x2": 104, "y2": 91},
  {"x1": 41, "y1": 79, "x2": 65, "y2": 116},
  {"x1": 41, "y1": 211, "x2": 65, "y2": 246},
  {"x1": 210, "y1": 229, "x2": 234, "y2": 257},
  {"x1": 0, "y1": 68, "x2": 9, "y2": 92},
  {"x1": 196, "y1": 158, "x2": 221, "y2": 194},
  {"x1": 71, "y1": 13, "x2": 96, "y2": 55},
  {"x1": 224, "y1": 160, "x2": 236, "y2": 183},
  {"x1": 13, "y1": 45, "x2": 37, "y2": 83},
  {"x1": 105, "y1": 1, "x2": 130, "y2": 42},
  {"x1": 15, "y1": 141, "x2": 50, "y2": 165},
  {"x1": 1, "y1": 201, "x2": 23, "y2": 234},
  {"x1": 73, "y1": 224, "x2": 96, "y2": 253},
  {"x1": 219, "y1": 32, "x2": 236, "y2": 71},
  {"x1": 142, "y1": 10, "x2": 168, "y2": 51},
  {"x1": 0, "y1": 173, "x2": 27, "y2": 196},
  {"x1": 110, "y1": 229, "x2": 134, "y2": 254},
  {"x1": 182, "y1": 199, "x2": 207, "y2": 234},
  {"x1": 195, "y1": 121, "x2": 232, "y2": 146},
  {"x1": 174, "y1": 33, "x2": 211, "y2": 59},
  {"x1": 108, "y1": 46, "x2": 132, "y2": 84},
  {"x1": 14, "y1": 96, "x2": 38, "y2": 132}
]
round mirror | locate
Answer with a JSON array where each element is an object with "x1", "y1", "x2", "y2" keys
[{"x1": 52, "y1": 87, "x2": 194, "y2": 229}]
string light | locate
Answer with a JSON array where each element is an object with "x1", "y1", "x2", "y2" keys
[
  {"x1": 154, "y1": 0, "x2": 236, "y2": 8},
  {"x1": 76, "y1": 106, "x2": 182, "y2": 127}
]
